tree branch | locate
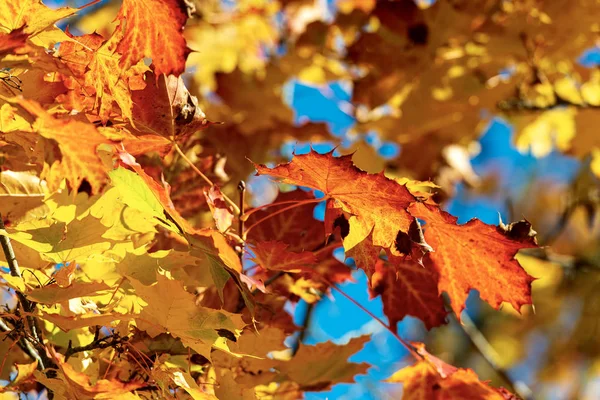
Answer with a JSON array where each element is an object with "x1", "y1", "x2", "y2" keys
[
  {"x1": 291, "y1": 302, "x2": 314, "y2": 355},
  {"x1": 65, "y1": 330, "x2": 129, "y2": 362},
  {"x1": 0, "y1": 215, "x2": 54, "y2": 372},
  {"x1": 0, "y1": 317, "x2": 44, "y2": 367}
]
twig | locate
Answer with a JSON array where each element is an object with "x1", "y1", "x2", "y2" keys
[
  {"x1": 0, "y1": 317, "x2": 43, "y2": 367},
  {"x1": 541, "y1": 203, "x2": 574, "y2": 246},
  {"x1": 451, "y1": 309, "x2": 534, "y2": 400},
  {"x1": 65, "y1": 331, "x2": 129, "y2": 362},
  {"x1": 291, "y1": 302, "x2": 314, "y2": 355},
  {"x1": 172, "y1": 143, "x2": 240, "y2": 214},
  {"x1": 234, "y1": 270, "x2": 286, "y2": 313},
  {"x1": 237, "y1": 181, "x2": 246, "y2": 260},
  {"x1": 0, "y1": 215, "x2": 54, "y2": 372},
  {"x1": 321, "y1": 277, "x2": 422, "y2": 361}
]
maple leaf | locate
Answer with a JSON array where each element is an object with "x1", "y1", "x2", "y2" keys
[
  {"x1": 129, "y1": 272, "x2": 245, "y2": 360},
  {"x1": 410, "y1": 202, "x2": 537, "y2": 319},
  {"x1": 51, "y1": 352, "x2": 145, "y2": 399},
  {"x1": 388, "y1": 343, "x2": 515, "y2": 400},
  {"x1": 12, "y1": 98, "x2": 113, "y2": 193},
  {"x1": 371, "y1": 257, "x2": 447, "y2": 331},
  {"x1": 130, "y1": 72, "x2": 211, "y2": 138},
  {"x1": 0, "y1": 170, "x2": 47, "y2": 224},
  {"x1": 114, "y1": 154, "x2": 242, "y2": 267},
  {"x1": 40, "y1": 312, "x2": 131, "y2": 332},
  {"x1": 26, "y1": 281, "x2": 110, "y2": 304},
  {"x1": 115, "y1": 0, "x2": 191, "y2": 76},
  {"x1": 57, "y1": 28, "x2": 141, "y2": 123},
  {"x1": 7, "y1": 214, "x2": 113, "y2": 264},
  {"x1": 0, "y1": 0, "x2": 76, "y2": 48},
  {"x1": 245, "y1": 191, "x2": 352, "y2": 300},
  {"x1": 276, "y1": 336, "x2": 370, "y2": 391},
  {"x1": 0, "y1": 28, "x2": 27, "y2": 57},
  {"x1": 251, "y1": 240, "x2": 317, "y2": 273},
  {"x1": 118, "y1": 131, "x2": 173, "y2": 157},
  {"x1": 245, "y1": 189, "x2": 326, "y2": 252},
  {"x1": 205, "y1": 185, "x2": 234, "y2": 233},
  {"x1": 254, "y1": 150, "x2": 416, "y2": 254},
  {"x1": 109, "y1": 164, "x2": 183, "y2": 235}
]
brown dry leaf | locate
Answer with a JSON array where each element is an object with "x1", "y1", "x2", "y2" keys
[
  {"x1": 205, "y1": 185, "x2": 234, "y2": 233},
  {"x1": 131, "y1": 72, "x2": 211, "y2": 138}
]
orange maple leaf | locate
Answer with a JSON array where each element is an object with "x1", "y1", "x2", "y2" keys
[
  {"x1": 15, "y1": 98, "x2": 112, "y2": 193},
  {"x1": 410, "y1": 202, "x2": 536, "y2": 319},
  {"x1": 118, "y1": 131, "x2": 173, "y2": 156},
  {"x1": 116, "y1": 0, "x2": 191, "y2": 76},
  {"x1": 254, "y1": 150, "x2": 416, "y2": 254},
  {"x1": 388, "y1": 343, "x2": 515, "y2": 400},
  {"x1": 52, "y1": 352, "x2": 145, "y2": 398},
  {"x1": 57, "y1": 28, "x2": 141, "y2": 123}
]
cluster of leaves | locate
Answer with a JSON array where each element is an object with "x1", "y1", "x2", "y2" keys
[{"x1": 2, "y1": 0, "x2": 600, "y2": 398}]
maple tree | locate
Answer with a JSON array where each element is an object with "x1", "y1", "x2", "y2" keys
[{"x1": 0, "y1": 0, "x2": 599, "y2": 398}]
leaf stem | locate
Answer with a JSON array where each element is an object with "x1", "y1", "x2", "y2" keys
[
  {"x1": 172, "y1": 143, "x2": 240, "y2": 214},
  {"x1": 240, "y1": 198, "x2": 322, "y2": 220},
  {"x1": 237, "y1": 180, "x2": 246, "y2": 260},
  {"x1": 242, "y1": 198, "x2": 324, "y2": 240}
]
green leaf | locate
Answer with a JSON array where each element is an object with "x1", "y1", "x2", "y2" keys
[{"x1": 108, "y1": 167, "x2": 179, "y2": 233}]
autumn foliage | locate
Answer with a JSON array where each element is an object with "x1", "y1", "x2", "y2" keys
[{"x1": 1, "y1": 0, "x2": 599, "y2": 399}]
